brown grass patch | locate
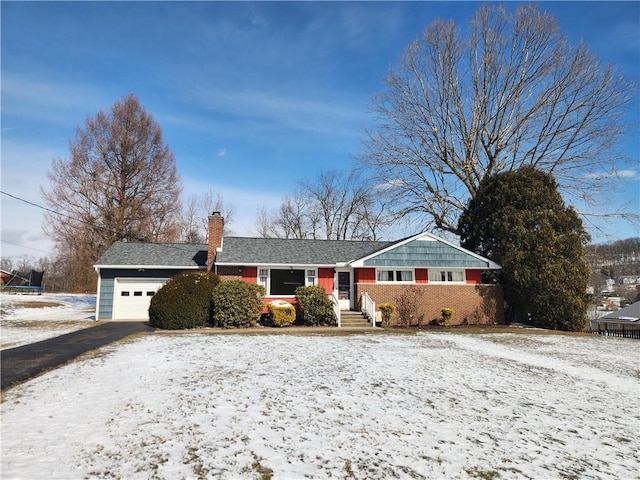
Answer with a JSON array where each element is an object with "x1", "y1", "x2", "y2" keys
[
  {"x1": 5, "y1": 301, "x2": 63, "y2": 309},
  {"x1": 3, "y1": 319, "x2": 91, "y2": 330},
  {"x1": 149, "y1": 324, "x2": 591, "y2": 337}
]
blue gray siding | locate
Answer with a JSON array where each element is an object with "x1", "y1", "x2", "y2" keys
[
  {"x1": 97, "y1": 268, "x2": 190, "y2": 320},
  {"x1": 363, "y1": 239, "x2": 490, "y2": 268}
]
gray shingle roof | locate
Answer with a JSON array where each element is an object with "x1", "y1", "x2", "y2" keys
[
  {"x1": 95, "y1": 242, "x2": 207, "y2": 268},
  {"x1": 599, "y1": 302, "x2": 640, "y2": 322},
  {"x1": 94, "y1": 234, "x2": 499, "y2": 270},
  {"x1": 215, "y1": 237, "x2": 395, "y2": 265}
]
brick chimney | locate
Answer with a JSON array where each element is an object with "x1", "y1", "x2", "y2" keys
[{"x1": 207, "y1": 211, "x2": 224, "y2": 271}]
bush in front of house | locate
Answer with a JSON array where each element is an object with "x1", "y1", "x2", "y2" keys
[
  {"x1": 441, "y1": 308, "x2": 454, "y2": 325},
  {"x1": 267, "y1": 301, "x2": 296, "y2": 327},
  {"x1": 295, "y1": 285, "x2": 337, "y2": 326},
  {"x1": 378, "y1": 303, "x2": 395, "y2": 327},
  {"x1": 211, "y1": 280, "x2": 265, "y2": 328},
  {"x1": 395, "y1": 286, "x2": 425, "y2": 327},
  {"x1": 149, "y1": 271, "x2": 220, "y2": 329}
]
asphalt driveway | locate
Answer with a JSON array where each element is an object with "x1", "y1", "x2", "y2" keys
[{"x1": 1, "y1": 322, "x2": 154, "y2": 391}]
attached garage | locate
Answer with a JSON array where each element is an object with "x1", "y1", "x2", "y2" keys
[
  {"x1": 113, "y1": 278, "x2": 166, "y2": 320},
  {"x1": 94, "y1": 242, "x2": 208, "y2": 321}
]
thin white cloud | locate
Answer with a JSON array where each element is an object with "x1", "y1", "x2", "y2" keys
[
  {"x1": 189, "y1": 86, "x2": 364, "y2": 137},
  {"x1": 374, "y1": 179, "x2": 405, "y2": 190},
  {"x1": 1, "y1": 73, "x2": 108, "y2": 125},
  {"x1": 248, "y1": 5, "x2": 268, "y2": 27},
  {"x1": 584, "y1": 169, "x2": 639, "y2": 180},
  {"x1": 302, "y1": 3, "x2": 405, "y2": 53},
  {"x1": 617, "y1": 170, "x2": 639, "y2": 179},
  {"x1": 216, "y1": 148, "x2": 227, "y2": 157}
]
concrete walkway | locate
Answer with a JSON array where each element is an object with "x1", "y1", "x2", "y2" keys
[{"x1": 1, "y1": 322, "x2": 154, "y2": 391}]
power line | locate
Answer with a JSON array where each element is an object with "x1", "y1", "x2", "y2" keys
[
  {"x1": 1, "y1": 190, "x2": 78, "y2": 222},
  {"x1": 1, "y1": 190, "x2": 207, "y2": 259},
  {"x1": 1, "y1": 192, "x2": 58, "y2": 255},
  {"x1": 0, "y1": 239, "x2": 51, "y2": 255}
]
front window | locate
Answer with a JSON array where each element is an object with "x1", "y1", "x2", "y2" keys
[
  {"x1": 270, "y1": 269, "x2": 305, "y2": 295},
  {"x1": 428, "y1": 270, "x2": 465, "y2": 283},
  {"x1": 260, "y1": 268, "x2": 317, "y2": 296},
  {"x1": 258, "y1": 269, "x2": 268, "y2": 289},
  {"x1": 376, "y1": 269, "x2": 414, "y2": 282},
  {"x1": 306, "y1": 269, "x2": 316, "y2": 286}
]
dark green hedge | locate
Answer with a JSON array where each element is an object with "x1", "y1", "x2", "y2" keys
[
  {"x1": 211, "y1": 280, "x2": 265, "y2": 328},
  {"x1": 295, "y1": 285, "x2": 337, "y2": 326},
  {"x1": 148, "y1": 271, "x2": 220, "y2": 329}
]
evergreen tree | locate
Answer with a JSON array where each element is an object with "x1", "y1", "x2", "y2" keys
[{"x1": 459, "y1": 166, "x2": 590, "y2": 331}]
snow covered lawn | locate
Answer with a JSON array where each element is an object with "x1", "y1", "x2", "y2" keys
[
  {"x1": 1, "y1": 332, "x2": 637, "y2": 479},
  {"x1": 0, "y1": 293, "x2": 96, "y2": 349}
]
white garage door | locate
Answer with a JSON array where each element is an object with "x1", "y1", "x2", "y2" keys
[{"x1": 113, "y1": 278, "x2": 167, "y2": 320}]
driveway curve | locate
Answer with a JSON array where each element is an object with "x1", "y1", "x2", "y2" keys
[{"x1": 1, "y1": 322, "x2": 154, "y2": 391}]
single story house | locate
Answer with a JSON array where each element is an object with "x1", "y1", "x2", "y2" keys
[
  {"x1": 596, "y1": 301, "x2": 640, "y2": 324},
  {"x1": 94, "y1": 212, "x2": 504, "y2": 325},
  {"x1": 591, "y1": 301, "x2": 640, "y2": 338}
]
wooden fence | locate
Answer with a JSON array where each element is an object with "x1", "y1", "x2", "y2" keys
[{"x1": 591, "y1": 321, "x2": 640, "y2": 339}]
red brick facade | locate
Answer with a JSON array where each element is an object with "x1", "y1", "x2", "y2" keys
[
  {"x1": 217, "y1": 264, "x2": 504, "y2": 325},
  {"x1": 355, "y1": 282, "x2": 504, "y2": 326}
]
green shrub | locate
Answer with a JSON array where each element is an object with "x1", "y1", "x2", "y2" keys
[
  {"x1": 211, "y1": 280, "x2": 265, "y2": 328},
  {"x1": 295, "y1": 285, "x2": 337, "y2": 326},
  {"x1": 267, "y1": 301, "x2": 296, "y2": 327},
  {"x1": 378, "y1": 303, "x2": 395, "y2": 327},
  {"x1": 149, "y1": 271, "x2": 220, "y2": 329},
  {"x1": 441, "y1": 308, "x2": 454, "y2": 325}
]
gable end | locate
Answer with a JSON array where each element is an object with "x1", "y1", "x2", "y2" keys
[{"x1": 361, "y1": 238, "x2": 492, "y2": 268}]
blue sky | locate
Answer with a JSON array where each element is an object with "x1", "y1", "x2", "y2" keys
[{"x1": 2, "y1": 1, "x2": 638, "y2": 259}]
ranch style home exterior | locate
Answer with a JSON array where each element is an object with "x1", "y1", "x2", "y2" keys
[{"x1": 94, "y1": 212, "x2": 504, "y2": 325}]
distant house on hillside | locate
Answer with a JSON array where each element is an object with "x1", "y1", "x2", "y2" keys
[
  {"x1": 94, "y1": 212, "x2": 505, "y2": 325},
  {"x1": 597, "y1": 302, "x2": 640, "y2": 323},
  {"x1": 591, "y1": 301, "x2": 640, "y2": 339}
]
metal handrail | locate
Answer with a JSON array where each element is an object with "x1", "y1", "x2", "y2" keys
[
  {"x1": 329, "y1": 293, "x2": 340, "y2": 327},
  {"x1": 360, "y1": 292, "x2": 376, "y2": 327}
]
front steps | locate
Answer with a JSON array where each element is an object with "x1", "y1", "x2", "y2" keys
[{"x1": 340, "y1": 310, "x2": 374, "y2": 328}]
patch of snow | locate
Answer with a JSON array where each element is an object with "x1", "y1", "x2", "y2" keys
[
  {"x1": 1, "y1": 333, "x2": 638, "y2": 479},
  {"x1": 0, "y1": 293, "x2": 96, "y2": 349}
]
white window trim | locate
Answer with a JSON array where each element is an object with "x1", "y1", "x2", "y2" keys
[
  {"x1": 258, "y1": 267, "x2": 318, "y2": 297},
  {"x1": 428, "y1": 269, "x2": 466, "y2": 283},
  {"x1": 375, "y1": 268, "x2": 415, "y2": 283},
  {"x1": 258, "y1": 268, "x2": 269, "y2": 291},
  {"x1": 306, "y1": 269, "x2": 317, "y2": 287}
]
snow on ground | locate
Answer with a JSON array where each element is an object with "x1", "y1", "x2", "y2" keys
[
  {"x1": 1, "y1": 332, "x2": 638, "y2": 479},
  {"x1": 0, "y1": 293, "x2": 97, "y2": 349}
]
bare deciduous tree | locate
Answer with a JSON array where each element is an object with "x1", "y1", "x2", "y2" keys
[
  {"x1": 256, "y1": 190, "x2": 319, "y2": 239},
  {"x1": 180, "y1": 189, "x2": 235, "y2": 243},
  {"x1": 41, "y1": 94, "x2": 182, "y2": 290},
  {"x1": 361, "y1": 4, "x2": 636, "y2": 234},
  {"x1": 256, "y1": 169, "x2": 395, "y2": 240},
  {"x1": 303, "y1": 171, "x2": 369, "y2": 240},
  {"x1": 255, "y1": 206, "x2": 275, "y2": 238}
]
